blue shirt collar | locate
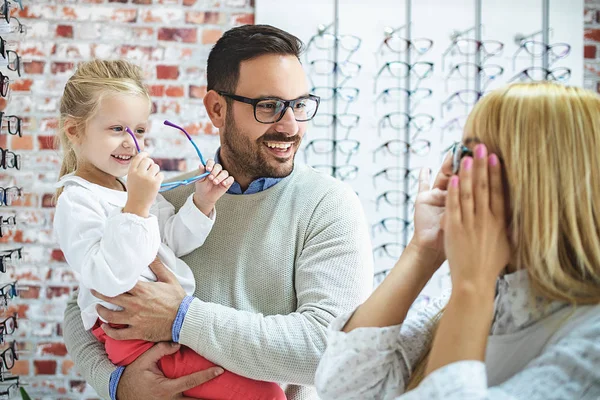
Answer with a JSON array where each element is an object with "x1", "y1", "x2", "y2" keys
[{"x1": 214, "y1": 148, "x2": 282, "y2": 195}]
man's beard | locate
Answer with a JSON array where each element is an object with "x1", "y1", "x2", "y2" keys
[{"x1": 221, "y1": 110, "x2": 300, "y2": 180}]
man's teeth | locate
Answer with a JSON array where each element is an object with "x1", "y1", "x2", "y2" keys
[
  {"x1": 113, "y1": 155, "x2": 132, "y2": 160},
  {"x1": 265, "y1": 142, "x2": 292, "y2": 150}
]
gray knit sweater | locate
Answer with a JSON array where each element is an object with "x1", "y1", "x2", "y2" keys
[{"x1": 62, "y1": 163, "x2": 374, "y2": 400}]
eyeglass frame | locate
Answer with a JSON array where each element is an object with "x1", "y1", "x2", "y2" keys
[
  {"x1": 0, "y1": 340, "x2": 17, "y2": 371},
  {"x1": 0, "y1": 281, "x2": 17, "y2": 306},
  {"x1": 217, "y1": 91, "x2": 320, "y2": 124},
  {"x1": 0, "y1": 186, "x2": 21, "y2": 206},
  {"x1": 0, "y1": 313, "x2": 17, "y2": 341},
  {"x1": 512, "y1": 40, "x2": 571, "y2": 69},
  {"x1": 508, "y1": 66, "x2": 571, "y2": 84},
  {"x1": 0, "y1": 148, "x2": 19, "y2": 170},
  {"x1": 125, "y1": 121, "x2": 211, "y2": 193},
  {"x1": 303, "y1": 139, "x2": 360, "y2": 164},
  {"x1": 0, "y1": 113, "x2": 20, "y2": 137}
]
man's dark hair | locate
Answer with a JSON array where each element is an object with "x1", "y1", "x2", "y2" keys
[{"x1": 207, "y1": 24, "x2": 304, "y2": 93}]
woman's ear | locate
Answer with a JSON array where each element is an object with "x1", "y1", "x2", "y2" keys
[{"x1": 203, "y1": 90, "x2": 226, "y2": 129}]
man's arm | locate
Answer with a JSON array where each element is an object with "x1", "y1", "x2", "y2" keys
[
  {"x1": 63, "y1": 291, "x2": 116, "y2": 400},
  {"x1": 178, "y1": 185, "x2": 374, "y2": 384}
]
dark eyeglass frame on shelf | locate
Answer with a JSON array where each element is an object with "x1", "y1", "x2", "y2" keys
[
  {"x1": 0, "y1": 148, "x2": 19, "y2": 170},
  {"x1": 0, "y1": 70, "x2": 7, "y2": 98},
  {"x1": 373, "y1": 139, "x2": 431, "y2": 162},
  {"x1": 303, "y1": 139, "x2": 360, "y2": 164},
  {"x1": 312, "y1": 164, "x2": 359, "y2": 182},
  {"x1": 0, "y1": 216, "x2": 14, "y2": 226},
  {"x1": 441, "y1": 90, "x2": 484, "y2": 118},
  {"x1": 2, "y1": 49, "x2": 19, "y2": 77},
  {"x1": 0, "y1": 313, "x2": 17, "y2": 343},
  {"x1": 442, "y1": 38, "x2": 504, "y2": 65},
  {"x1": 0, "y1": 340, "x2": 17, "y2": 372},
  {"x1": 0, "y1": 281, "x2": 17, "y2": 307},
  {"x1": 372, "y1": 167, "x2": 421, "y2": 189},
  {"x1": 373, "y1": 242, "x2": 405, "y2": 259},
  {"x1": 512, "y1": 40, "x2": 571, "y2": 69},
  {"x1": 0, "y1": 375, "x2": 20, "y2": 393},
  {"x1": 0, "y1": 186, "x2": 21, "y2": 207},
  {"x1": 372, "y1": 217, "x2": 413, "y2": 236},
  {"x1": 378, "y1": 112, "x2": 435, "y2": 135},
  {"x1": 379, "y1": 35, "x2": 434, "y2": 56},
  {"x1": 217, "y1": 91, "x2": 320, "y2": 124},
  {"x1": 0, "y1": 247, "x2": 21, "y2": 272},
  {"x1": 508, "y1": 66, "x2": 571, "y2": 84},
  {"x1": 0, "y1": 113, "x2": 21, "y2": 137},
  {"x1": 310, "y1": 86, "x2": 360, "y2": 103},
  {"x1": 374, "y1": 189, "x2": 416, "y2": 211}
]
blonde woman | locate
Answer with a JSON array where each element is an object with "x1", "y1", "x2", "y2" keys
[{"x1": 315, "y1": 83, "x2": 600, "y2": 399}]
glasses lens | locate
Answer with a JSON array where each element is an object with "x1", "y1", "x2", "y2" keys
[
  {"x1": 410, "y1": 139, "x2": 431, "y2": 155},
  {"x1": 4, "y1": 318, "x2": 14, "y2": 334},
  {"x1": 382, "y1": 218, "x2": 409, "y2": 234},
  {"x1": 340, "y1": 35, "x2": 361, "y2": 52},
  {"x1": 5, "y1": 116, "x2": 18, "y2": 135},
  {"x1": 307, "y1": 140, "x2": 334, "y2": 155},
  {"x1": 310, "y1": 60, "x2": 335, "y2": 75},
  {"x1": 550, "y1": 67, "x2": 571, "y2": 82},
  {"x1": 1, "y1": 76, "x2": 8, "y2": 97},
  {"x1": 385, "y1": 36, "x2": 410, "y2": 53},
  {"x1": 336, "y1": 165, "x2": 358, "y2": 181},
  {"x1": 412, "y1": 62, "x2": 433, "y2": 79},
  {"x1": 339, "y1": 61, "x2": 360, "y2": 77},
  {"x1": 483, "y1": 40, "x2": 504, "y2": 55},
  {"x1": 254, "y1": 99, "x2": 285, "y2": 123},
  {"x1": 312, "y1": 114, "x2": 334, "y2": 128},
  {"x1": 337, "y1": 139, "x2": 359, "y2": 155},
  {"x1": 336, "y1": 87, "x2": 359, "y2": 102},
  {"x1": 311, "y1": 87, "x2": 334, "y2": 101},
  {"x1": 313, "y1": 33, "x2": 335, "y2": 50},
  {"x1": 337, "y1": 114, "x2": 359, "y2": 128},
  {"x1": 412, "y1": 115, "x2": 434, "y2": 131},
  {"x1": 551, "y1": 44, "x2": 570, "y2": 58},
  {"x1": 386, "y1": 62, "x2": 410, "y2": 78},
  {"x1": 523, "y1": 41, "x2": 546, "y2": 57},
  {"x1": 456, "y1": 39, "x2": 478, "y2": 55},
  {"x1": 292, "y1": 97, "x2": 318, "y2": 122},
  {"x1": 412, "y1": 38, "x2": 433, "y2": 54},
  {"x1": 3, "y1": 348, "x2": 13, "y2": 369},
  {"x1": 384, "y1": 113, "x2": 410, "y2": 130}
]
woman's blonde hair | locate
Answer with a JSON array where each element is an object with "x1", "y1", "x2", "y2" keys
[
  {"x1": 55, "y1": 59, "x2": 150, "y2": 198},
  {"x1": 407, "y1": 82, "x2": 600, "y2": 389}
]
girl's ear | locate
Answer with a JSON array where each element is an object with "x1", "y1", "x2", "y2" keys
[{"x1": 64, "y1": 118, "x2": 82, "y2": 146}]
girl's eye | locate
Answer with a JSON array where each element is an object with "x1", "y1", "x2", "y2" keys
[
  {"x1": 111, "y1": 126, "x2": 124, "y2": 133},
  {"x1": 135, "y1": 129, "x2": 146, "y2": 136}
]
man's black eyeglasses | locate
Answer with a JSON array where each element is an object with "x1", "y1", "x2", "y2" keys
[{"x1": 217, "y1": 92, "x2": 320, "y2": 124}]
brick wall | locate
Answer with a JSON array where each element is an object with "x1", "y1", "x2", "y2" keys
[
  {"x1": 585, "y1": 0, "x2": 600, "y2": 91},
  {"x1": 2, "y1": 1, "x2": 253, "y2": 398}
]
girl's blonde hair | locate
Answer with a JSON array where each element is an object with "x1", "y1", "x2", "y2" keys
[
  {"x1": 407, "y1": 82, "x2": 600, "y2": 389},
  {"x1": 55, "y1": 59, "x2": 150, "y2": 198}
]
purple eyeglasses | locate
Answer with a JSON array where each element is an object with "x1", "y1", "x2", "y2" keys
[{"x1": 126, "y1": 120, "x2": 210, "y2": 192}]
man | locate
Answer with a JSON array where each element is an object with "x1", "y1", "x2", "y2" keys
[{"x1": 63, "y1": 24, "x2": 373, "y2": 400}]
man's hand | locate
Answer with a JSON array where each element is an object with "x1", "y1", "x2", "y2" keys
[
  {"x1": 116, "y1": 342, "x2": 224, "y2": 400},
  {"x1": 92, "y1": 258, "x2": 187, "y2": 342}
]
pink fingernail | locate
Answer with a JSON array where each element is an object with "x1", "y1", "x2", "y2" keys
[
  {"x1": 489, "y1": 154, "x2": 498, "y2": 166},
  {"x1": 451, "y1": 176, "x2": 459, "y2": 187},
  {"x1": 463, "y1": 157, "x2": 473, "y2": 170},
  {"x1": 475, "y1": 144, "x2": 486, "y2": 159}
]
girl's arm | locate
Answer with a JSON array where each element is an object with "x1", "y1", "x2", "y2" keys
[
  {"x1": 152, "y1": 193, "x2": 215, "y2": 257},
  {"x1": 54, "y1": 187, "x2": 161, "y2": 297}
]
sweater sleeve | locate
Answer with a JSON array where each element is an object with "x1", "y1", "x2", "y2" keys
[
  {"x1": 63, "y1": 291, "x2": 115, "y2": 400},
  {"x1": 178, "y1": 184, "x2": 374, "y2": 385},
  {"x1": 315, "y1": 294, "x2": 448, "y2": 400},
  {"x1": 54, "y1": 188, "x2": 161, "y2": 297},
  {"x1": 152, "y1": 193, "x2": 215, "y2": 257}
]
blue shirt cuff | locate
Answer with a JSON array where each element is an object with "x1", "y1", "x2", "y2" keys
[
  {"x1": 109, "y1": 366, "x2": 125, "y2": 400},
  {"x1": 172, "y1": 295, "x2": 194, "y2": 343}
]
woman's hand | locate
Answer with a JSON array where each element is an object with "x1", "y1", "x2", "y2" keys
[
  {"x1": 410, "y1": 151, "x2": 453, "y2": 270},
  {"x1": 443, "y1": 143, "x2": 511, "y2": 292}
]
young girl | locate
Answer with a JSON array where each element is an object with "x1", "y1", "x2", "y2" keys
[
  {"x1": 53, "y1": 60, "x2": 286, "y2": 400},
  {"x1": 315, "y1": 82, "x2": 600, "y2": 399}
]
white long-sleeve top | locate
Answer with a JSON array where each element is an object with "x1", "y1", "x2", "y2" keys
[
  {"x1": 54, "y1": 174, "x2": 215, "y2": 330},
  {"x1": 315, "y1": 269, "x2": 600, "y2": 400}
]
